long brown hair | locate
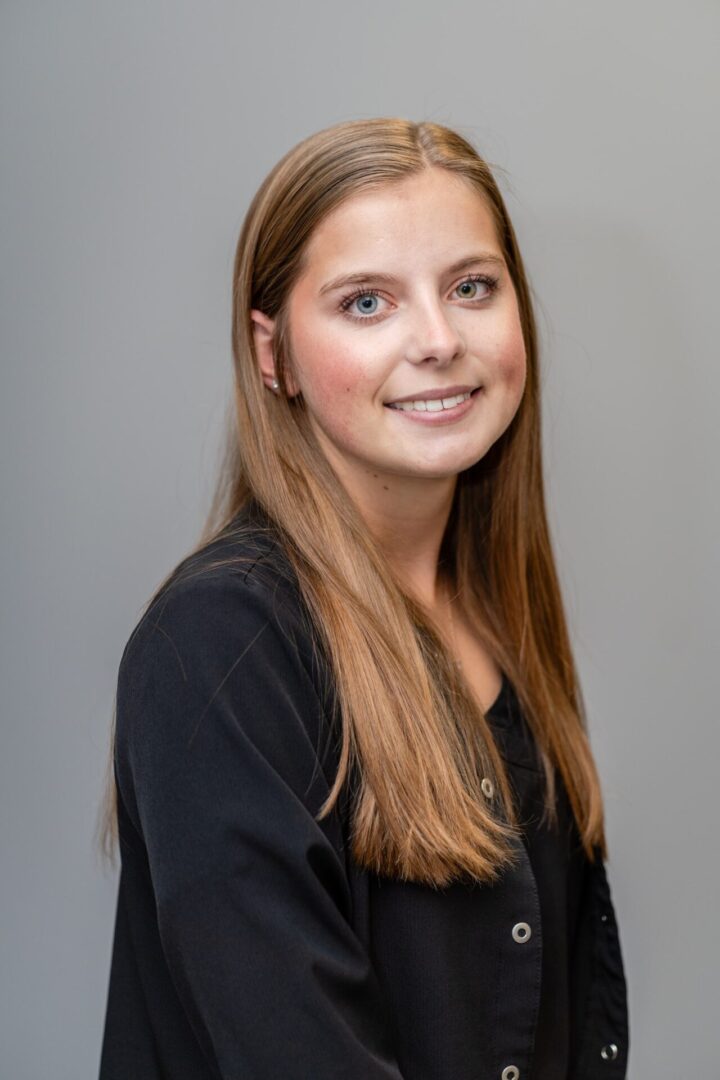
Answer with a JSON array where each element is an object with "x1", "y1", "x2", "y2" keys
[{"x1": 97, "y1": 117, "x2": 606, "y2": 887}]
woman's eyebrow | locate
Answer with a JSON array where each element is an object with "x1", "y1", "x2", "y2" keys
[{"x1": 318, "y1": 252, "x2": 506, "y2": 296}]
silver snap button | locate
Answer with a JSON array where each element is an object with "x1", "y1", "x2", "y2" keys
[
  {"x1": 501, "y1": 1067, "x2": 520, "y2": 1080},
  {"x1": 600, "y1": 913, "x2": 608, "y2": 923},
  {"x1": 600, "y1": 1043, "x2": 619, "y2": 1061},
  {"x1": 481, "y1": 777, "x2": 494, "y2": 798},
  {"x1": 512, "y1": 921, "x2": 531, "y2": 943}
]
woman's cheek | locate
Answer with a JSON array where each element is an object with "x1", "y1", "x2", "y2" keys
[
  {"x1": 311, "y1": 341, "x2": 377, "y2": 406},
  {"x1": 506, "y1": 347, "x2": 527, "y2": 396},
  {"x1": 297, "y1": 353, "x2": 365, "y2": 441},
  {"x1": 493, "y1": 321, "x2": 527, "y2": 395}
]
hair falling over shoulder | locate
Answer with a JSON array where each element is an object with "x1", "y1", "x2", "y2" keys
[{"x1": 98, "y1": 118, "x2": 607, "y2": 887}]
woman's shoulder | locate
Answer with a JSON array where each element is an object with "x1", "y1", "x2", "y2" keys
[
  {"x1": 158, "y1": 498, "x2": 300, "y2": 603},
  {"x1": 112, "y1": 504, "x2": 347, "y2": 870},
  {"x1": 119, "y1": 501, "x2": 324, "y2": 700},
  {"x1": 114, "y1": 502, "x2": 340, "y2": 794}
]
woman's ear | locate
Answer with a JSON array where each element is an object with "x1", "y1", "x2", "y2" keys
[
  {"x1": 250, "y1": 308, "x2": 300, "y2": 398},
  {"x1": 250, "y1": 309, "x2": 279, "y2": 393}
]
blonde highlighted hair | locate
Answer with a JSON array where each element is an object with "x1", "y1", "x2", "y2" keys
[{"x1": 98, "y1": 117, "x2": 606, "y2": 887}]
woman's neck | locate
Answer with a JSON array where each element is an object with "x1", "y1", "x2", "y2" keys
[{"x1": 359, "y1": 489, "x2": 455, "y2": 609}]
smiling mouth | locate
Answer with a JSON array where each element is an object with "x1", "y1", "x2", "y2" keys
[{"x1": 385, "y1": 387, "x2": 481, "y2": 413}]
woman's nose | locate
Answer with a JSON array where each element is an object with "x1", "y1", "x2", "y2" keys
[{"x1": 404, "y1": 296, "x2": 466, "y2": 365}]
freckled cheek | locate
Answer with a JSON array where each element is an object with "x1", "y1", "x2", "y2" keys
[{"x1": 293, "y1": 341, "x2": 374, "y2": 437}]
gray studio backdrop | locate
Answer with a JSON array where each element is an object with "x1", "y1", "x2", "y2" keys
[{"x1": 1, "y1": 3, "x2": 717, "y2": 1077}]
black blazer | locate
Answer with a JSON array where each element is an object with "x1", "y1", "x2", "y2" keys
[{"x1": 99, "y1": 503, "x2": 629, "y2": 1079}]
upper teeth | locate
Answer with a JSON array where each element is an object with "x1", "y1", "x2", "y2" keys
[{"x1": 389, "y1": 390, "x2": 473, "y2": 412}]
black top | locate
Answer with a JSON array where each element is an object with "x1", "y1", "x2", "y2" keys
[
  {"x1": 485, "y1": 673, "x2": 587, "y2": 1079},
  {"x1": 98, "y1": 504, "x2": 629, "y2": 1079}
]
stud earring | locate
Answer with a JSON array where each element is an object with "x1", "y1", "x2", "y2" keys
[{"x1": 270, "y1": 378, "x2": 279, "y2": 393}]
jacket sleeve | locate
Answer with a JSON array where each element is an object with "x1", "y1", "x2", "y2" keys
[{"x1": 114, "y1": 569, "x2": 405, "y2": 1080}]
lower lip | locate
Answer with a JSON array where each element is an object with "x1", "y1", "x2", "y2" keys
[{"x1": 384, "y1": 387, "x2": 482, "y2": 425}]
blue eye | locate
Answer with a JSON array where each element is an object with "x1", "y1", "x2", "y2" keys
[
  {"x1": 339, "y1": 289, "x2": 382, "y2": 320},
  {"x1": 355, "y1": 294, "x2": 380, "y2": 314}
]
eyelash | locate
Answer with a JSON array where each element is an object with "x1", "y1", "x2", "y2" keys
[{"x1": 338, "y1": 273, "x2": 500, "y2": 324}]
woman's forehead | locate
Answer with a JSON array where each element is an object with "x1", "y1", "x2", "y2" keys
[{"x1": 301, "y1": 172, "x2": 502, "y2": 286}]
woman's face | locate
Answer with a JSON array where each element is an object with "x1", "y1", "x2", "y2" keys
[{"x1": 253, "y1": 167, "x2": 527, "y2": 487}]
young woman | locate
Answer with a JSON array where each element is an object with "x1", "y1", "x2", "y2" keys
[{"x1": 98, "y1": 118, "x2": 628, "y2": 1079}]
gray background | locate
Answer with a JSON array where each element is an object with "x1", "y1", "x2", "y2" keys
[{"x1": 1, "y1": 2, "x2": 717, "y2": 1076}]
